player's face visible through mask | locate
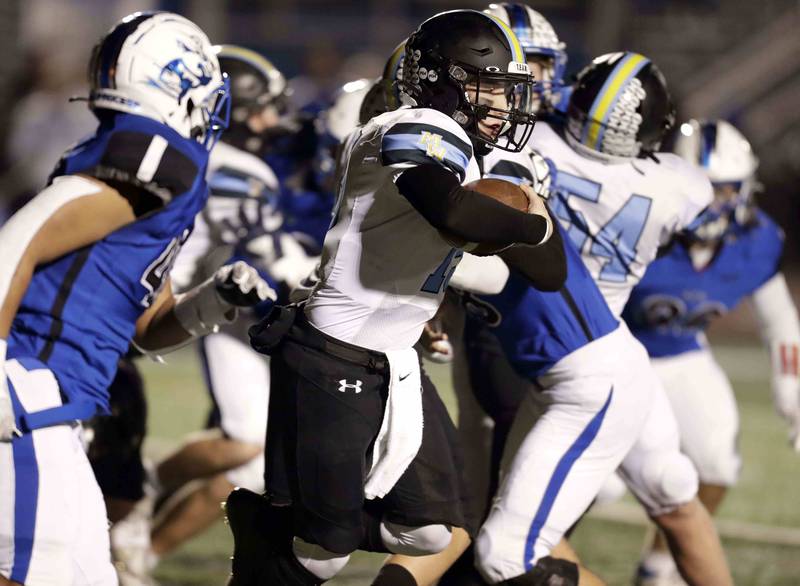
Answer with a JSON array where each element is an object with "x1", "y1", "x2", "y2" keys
[{"x1": 466, "y1": 81, "x2": 510, "y2": 142}]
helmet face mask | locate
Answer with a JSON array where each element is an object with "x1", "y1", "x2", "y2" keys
[
  {"x1": 88, "y1": 12, "x2": 229, "y2": 149},
  {"x1": 459, "y1": 68, "x2": 535, "y2": 152},
  {"x1": 400, "y1": 10, "x2": 537, "y2": 154}
]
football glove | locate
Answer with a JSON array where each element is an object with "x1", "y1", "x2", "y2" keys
[{"x1": 215, "y1": 261, "x2": 276, "y2": 307}]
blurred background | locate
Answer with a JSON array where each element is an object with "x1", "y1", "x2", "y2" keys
[
  {"x1": 1, "y1": 0, "x2": 799, "y2": 239},
  {"x1": 1, "y1": 1, "x2": 798, "y2": 584},
  {"x1": 2, "y1": 0, "x2": 798, "y2": 334}
]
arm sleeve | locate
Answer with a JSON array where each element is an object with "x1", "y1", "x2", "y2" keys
[
  {"x1": 497, "y1": 218, "x2": 567, "y2": 292},
  {"x1": 396, "y1": 164, "x2": 550, "y2": 246},
  {"x1": 750, "y1": 272, "x2": 800, "y2": 424}
]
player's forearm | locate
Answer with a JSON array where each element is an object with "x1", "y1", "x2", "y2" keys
[
  {"x1": 499, "y1": 220, "x2": 567, "y2": 292},
  {"x1": 134, "y1": 262, "x2": 274, "y2": 354},
  {"x1": 396, "y1": 165, "x2": 550, "y2": 246},
  {"x1": 133, "y1": 291, "x2": 191, "y2": 351}
]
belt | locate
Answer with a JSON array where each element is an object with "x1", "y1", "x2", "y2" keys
[{"x1": 289, "y1": 313, "x2": 389, "y2": 372}]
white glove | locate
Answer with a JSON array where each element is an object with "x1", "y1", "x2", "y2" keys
[
  {"x1": 269, "y1": 235, "x2": 319, "y2": 291},
  {"x1": 417, "y1": 320, "x2": 454, "y2": 364},
  {"x1": 0, "y1": 339, "x2": 22, "y2": 441},
  {"x1": 214, "y1": 261, "x2": 276, "y2": 307}
]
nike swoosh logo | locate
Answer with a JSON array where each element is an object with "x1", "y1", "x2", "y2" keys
[{"x1": 399, "y1": 372, "x2": 412, "y2": 382}]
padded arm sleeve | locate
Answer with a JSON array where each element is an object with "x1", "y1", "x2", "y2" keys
[
  {"x1": 498, "y1": 218, "x2": 567, "y2": 292},
  {"x1": 396, "y1": 164, "x2": 550, "y2": 247}
]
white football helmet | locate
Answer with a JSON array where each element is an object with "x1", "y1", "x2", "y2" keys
[
  {"x1": 88, "y1": 11, "x2": 229, "y2": 149},
  {"x1": 484, "y1": 3, "x2": 567, "y2": 106},
  {"x1": 673, "y1": 120, "x2": 758, "y2": 242},
  {"x1": 674, "y1": 119, "x2": 758, "y2": 184},
  {"x1": 674, "y1": 119, "x2": 759, "y2": 237},
  {"x1": 319, "y1": 78, "x2": 373, "y2": 142},
  {"x1": 312, "y1": 78, "x2": 374, "y2": 189}
]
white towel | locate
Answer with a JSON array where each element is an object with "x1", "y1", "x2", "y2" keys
[{"x1": 364, "y1": 348, "x2": 424, "y2": 499}]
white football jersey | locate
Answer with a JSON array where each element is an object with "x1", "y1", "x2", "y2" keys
[
  {"x1": 531, "y1": 122, "x2": 712, "y2": 316},
  {"x1": 305, "y1": 107, "x2": 480, "y2": 352},
  {"x1": 171, "y1": 140, "x2": 279, "y2": 291},
  {"x1": 482, "y1": 143, "x2": 538, "y2": 186}
]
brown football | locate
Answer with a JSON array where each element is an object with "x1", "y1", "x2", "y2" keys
[{"x1": 440, "y1": 178, "x2": 529, "y2": 256}]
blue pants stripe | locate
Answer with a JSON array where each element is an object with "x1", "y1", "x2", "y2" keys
[
  {"x1": 8, "y1": 380, "x2": 39, "y2": 583},
  {"x1": 523, "y1": 388, "x2": 614, "y2": 570}
]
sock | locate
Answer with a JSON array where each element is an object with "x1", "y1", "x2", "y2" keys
[
  {"x1": 639, "y1": 549, "x2": 678, "y2": 577},
  {"x1": 371, "y1": 564, "x2": 418, "y2": 586},
  {"x1": 292, "y1": 537, "x2": 350, "y2": 580}
]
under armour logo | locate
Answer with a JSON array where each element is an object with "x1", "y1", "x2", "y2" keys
[{"x1": 338, "y1": 379, "x2": 363, "y2": 393}]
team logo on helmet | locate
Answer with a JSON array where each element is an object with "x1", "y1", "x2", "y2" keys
[{"x1": 149, "y1": 38, "x2": 214, "y2": 102}]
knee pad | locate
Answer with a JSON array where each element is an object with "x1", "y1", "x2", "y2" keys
[
  {"x1": 503, "y1": 556, "x2": 578, "y2": 586},
  {"x1": 292, "y1": 538, "x2": 350, "y2": 581},
  {"x1": 640, "y1": 452, "x2": 698, "y2": 513},
  {"x1": 226, "y1": 451, "x2": 265, "y2": 492},
  {"x1": 380, "y1": 521, "x2": 452, "y2": 556}
]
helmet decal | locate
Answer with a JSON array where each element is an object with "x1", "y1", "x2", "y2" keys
[
  {"x1": 89, "y1": 12, "x2": 228, "y2": 148},
  {"x1": 584, "y1": 53, "x2": 650, "y2": 150},
  {"x1": 150, "y1": 54, "x2": 213, "y2": 103}
]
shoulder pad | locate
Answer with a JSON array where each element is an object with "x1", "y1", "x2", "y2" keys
[
  {"x1": 379, "y1": 107, "x2": 474, "y2": 183},
  {"x1": 92, "y1": 130, "x2": 200, "y2": 205}
]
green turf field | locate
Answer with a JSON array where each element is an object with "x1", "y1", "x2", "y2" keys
[{"x1": 142, "y1": 343, "x2": 800, "y2": 585}]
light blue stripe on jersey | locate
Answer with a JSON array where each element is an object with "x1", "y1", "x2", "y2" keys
[
  {"x1": 8, "y1": 380, "x2": 38, "y2": 583},
  {"x1": 381, "y1": 133, "x2": 469, "y2": 175},
  {"x1": 523, "y1": 388, "x2": 613, "y2": 570},
  {"x1": 208, "y1": 172, "x2": 252, "y2": 197}
]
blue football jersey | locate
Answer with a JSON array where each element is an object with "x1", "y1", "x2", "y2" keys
[
  {"x1": 466, "y1": 222, "x2": 619, "y2": 380},
  {"x1": 623, "y1": 210, "x2": 784, "y2": 357},
  {"x1": 8, "y1": 111, "x2": 210, "y2": 418}
]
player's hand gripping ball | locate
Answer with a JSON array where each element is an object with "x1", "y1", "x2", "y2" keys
[{"x1": 440, "y1": 178, "x2": 536, "y2": 256}]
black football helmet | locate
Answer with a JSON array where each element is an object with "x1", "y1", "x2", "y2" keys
[
  {"x1": 214, "y1": 45, "x2": 291, "y2": 154},
  {"x1": 400, "y1": 10, "x2": 536, "y2": 154},
  {"x1": 566, "y1": 52, "x2": 675, "y2": 160}
]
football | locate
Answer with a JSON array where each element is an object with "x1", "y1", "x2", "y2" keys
[{"x1": 440, "y1": 178, "x2": 529, "y2": 256}]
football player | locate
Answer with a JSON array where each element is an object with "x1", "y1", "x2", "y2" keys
[
  {"x1": 102, "y1": 44, "x2": 293, "y2": 583},
  {"x1": 506, "y1": 50, "x2": 732, "y2": 585},
  {"x1": 443, "y1": 45, "x2": 733, "y2": 584},
  {"x1": 228, "y1": 10, "x2": 559, "y2": 585},
  {"x1": 0, "y1": 12, "x2": 274, "y2": 586},
  {"x1": 623, "y1": 119, "x2": 800, "y2": 585}
]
